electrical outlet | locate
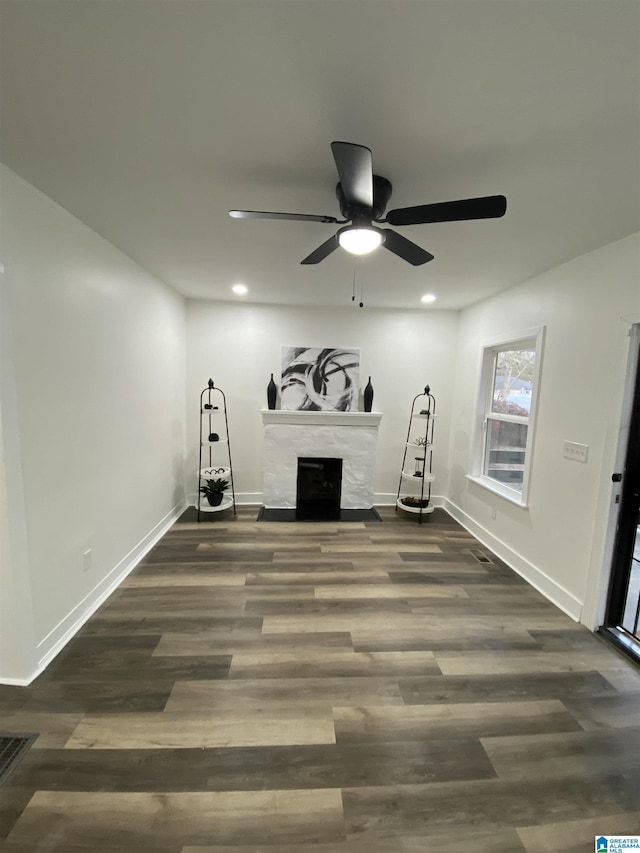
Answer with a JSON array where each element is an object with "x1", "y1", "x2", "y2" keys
[
  {"x1": 82, "y1": 549, "x2": 92, "y2": 572},
  {"x1": 562, "y1": 441, "x2": 588, "y2": 463}
]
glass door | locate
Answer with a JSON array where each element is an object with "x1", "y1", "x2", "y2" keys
[
  {"x1": 601, "y1": 325, "x2": 640, "y2": 660},
  {"x1": 620, "y1": 523, "x2": 640, "y2": 635}
]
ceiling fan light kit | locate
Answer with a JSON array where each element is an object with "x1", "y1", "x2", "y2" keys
[
  {"x1": 338, "y1": 225, "x2": 384, "y2": 255},
  {"x1": 229, "y1": 141, "x2": 506, "y2": 266}
]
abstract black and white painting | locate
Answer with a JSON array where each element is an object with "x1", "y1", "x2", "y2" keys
[{"x1": 280, "y1": 347, "x2": 360, "y2": 411}]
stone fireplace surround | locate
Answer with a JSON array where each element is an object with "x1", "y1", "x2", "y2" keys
[{"x1": 261, "y1": 410, "x2": 382, "y2": 509}]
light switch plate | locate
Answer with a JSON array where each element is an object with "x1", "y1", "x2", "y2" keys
[{"x1": 563, "y1": 441, "x2": 588, "y2": 463}]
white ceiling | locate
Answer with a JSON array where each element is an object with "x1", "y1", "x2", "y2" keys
[{"x1": 1, "y1": 0, "x2": 639, "y2": 310}]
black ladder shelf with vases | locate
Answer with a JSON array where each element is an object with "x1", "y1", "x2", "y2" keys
[
  {"x1": 197, "y1": 378, "x2": 236, "y2": 521},
  {"x1": 396, "y1": 385, "x2": 436, "y2": 524}
]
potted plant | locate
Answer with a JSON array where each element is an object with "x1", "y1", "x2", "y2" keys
[{"x1": 199, "y1": 477, "x2": 230, "y2": 507}]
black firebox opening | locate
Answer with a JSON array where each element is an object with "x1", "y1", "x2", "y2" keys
[{"x1": 296, "y1": 457, "x2": 343, "y2": 520}]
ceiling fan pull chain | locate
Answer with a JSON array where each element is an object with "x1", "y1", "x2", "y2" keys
[
  {"x1": 352, "y1": 262, "x2": 356, "y2": 302},
  {"x1": 359, "y1": 274, "x2": 364, "y2": 308}
]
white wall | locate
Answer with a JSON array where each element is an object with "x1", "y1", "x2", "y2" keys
[
  {"x1": 0, "y1": 166, "x2": 187, "y2": 683},
  {"x1": 186, "y1": 301, "x2": 458, "y2": 505},
  {"x1": 447, "y1": 233, "x2": 640, "y2": 620},
  {"x1": 0, "y1": 274, "x2": 38, "y2": 680}
]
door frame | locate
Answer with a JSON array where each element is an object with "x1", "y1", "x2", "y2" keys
[{"x1": 598, "y1": 323, "x2": 640, "y2": 660}]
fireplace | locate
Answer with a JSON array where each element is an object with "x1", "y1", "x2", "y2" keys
[
  {"x1": 261, "y1": 410, "x2": 382, "y2": 509},
  {"x1": 296, "y1": 457, "x2": 342, "y2": 520}
]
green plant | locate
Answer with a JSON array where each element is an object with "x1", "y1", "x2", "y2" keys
[{"x1": 199, "y1": 478, "x2": 230, "y2": 497}]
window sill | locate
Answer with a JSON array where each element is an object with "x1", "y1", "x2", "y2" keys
[{"x1": 466, "y1": 474, "x2": 529, "y2": 508}]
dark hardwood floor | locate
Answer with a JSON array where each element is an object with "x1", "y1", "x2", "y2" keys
[{"x1": 1, "y1": 506, "x2": 639, "y2": 852}]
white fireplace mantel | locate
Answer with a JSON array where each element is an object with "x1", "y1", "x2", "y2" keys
[
  {"x1": 261, "y1": 410, "x2": 382, "y2": 427},
  {"x1": 261, "y1": 409, "x2": 382, "y2": 509}
]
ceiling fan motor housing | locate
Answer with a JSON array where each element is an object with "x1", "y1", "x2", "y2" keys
[{"x1": 336, "y1": 175, "x2": 392, "y2": 221}]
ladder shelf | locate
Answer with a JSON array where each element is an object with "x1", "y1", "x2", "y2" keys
[{"x1": 197, "y1": 378, "x2": 236, "y2": 521}]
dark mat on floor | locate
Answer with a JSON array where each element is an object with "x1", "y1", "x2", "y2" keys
[{"x1": 257, "y1": 507, "x2": 382, "y2": 522}]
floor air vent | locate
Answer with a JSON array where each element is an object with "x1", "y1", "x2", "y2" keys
[
  {"x1": 0, "y1": 734, "x2": 37, "y2": 786},
  {"x1": 469, "y1": 549, "x2": 494, "y2": 564}
]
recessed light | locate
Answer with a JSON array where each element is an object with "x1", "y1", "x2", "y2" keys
[
  {"x1": 232, "y1": 283, "x2": 248, "y2": 295},
  {"x1": 421, "y1": 293, "x2": 436, "y2": 304}
]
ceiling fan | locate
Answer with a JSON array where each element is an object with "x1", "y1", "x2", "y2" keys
[{"x1": 229, "y1": 141, "x2": 507, "y2": 266}]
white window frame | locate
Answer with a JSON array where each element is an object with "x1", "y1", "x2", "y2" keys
[{"x1": 467, "y1": 326, "x2": 545, "y2": 507}]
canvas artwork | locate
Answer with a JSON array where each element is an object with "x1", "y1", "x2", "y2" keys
[{"x1": 280, "y1": 347, "x2": 360, "y2": 411}]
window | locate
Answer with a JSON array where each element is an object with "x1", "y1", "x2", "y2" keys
[{"x1": 469, "y1": 327, "x2": 544, "y2": 506}]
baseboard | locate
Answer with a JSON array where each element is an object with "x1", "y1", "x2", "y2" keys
[
  {"x1": 28, "y1": 501, "x2": 188, "y2": 683},
  {"x1": 189, "y1": 493, "x2": 446, "y2": 509},
  {"x1": 0, "y1": 675, "x2": 34, "y2": 686},
  {"x1": 374, "y1": 492, "x2": 397, "y2": 506},
  {"x1": 231, "y1": 492, "x2": 262, "y2": 505},
  {"x1": 443, "y1": 497, "x2": 582, "y2": 621}
]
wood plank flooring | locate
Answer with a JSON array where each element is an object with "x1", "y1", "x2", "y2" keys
[{"x1": 1, "y1": 506, "x2": 639, "y2": 852}]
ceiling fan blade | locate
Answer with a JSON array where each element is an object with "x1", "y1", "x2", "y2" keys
[
  {"x1": 229, "y1": 209, "x2": 338, "y2": 223},
  {"x1": 386, "y1": 195, "x2": 507, "y2": 226},
  {"x1": 381, "y1": 229, "x2": 434, "y2": 266},
  {"x1": 301, "y1": 234, "x2": 340, "y2": 265},
  {"x1": 331, "y1": 141, "x2": 373, "y2": 209}
]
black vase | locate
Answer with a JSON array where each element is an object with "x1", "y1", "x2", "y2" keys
[
  {"x1": 363, "y1": 376, "x2": 374, "y2": 412},
  {"x1": 267, "y1": 373, "x2": 277, "y2": 410}
]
